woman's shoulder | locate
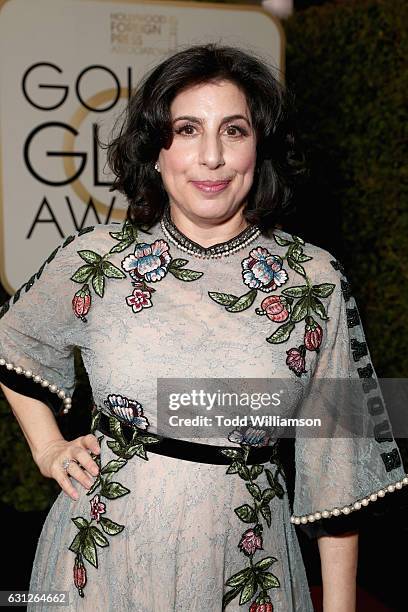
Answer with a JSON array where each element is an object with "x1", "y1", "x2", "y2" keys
[
  {"x1": 60, "y1": 219, "x2": 137, "y2": 254},
  {"x1": 267, "y1": 226, "x2": 346, "y2": 283}
]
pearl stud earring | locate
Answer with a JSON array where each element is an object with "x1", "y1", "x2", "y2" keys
[{"x1": 154, "y1": 162, "x2": 160, "y2": 172}]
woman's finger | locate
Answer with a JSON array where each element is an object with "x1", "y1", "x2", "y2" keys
[
  {"x1": 73, "y1": 446, "x2": 100, "y2": 478},
  {"x1": 64, "y1": 459, "x2": 96, "y2": 491},
  {"x1": 81, "y1": 433, "x2": 101, "y2": 455},
  {"x1": 56, "y1": 471, "x2": 80, "y2": 501}
]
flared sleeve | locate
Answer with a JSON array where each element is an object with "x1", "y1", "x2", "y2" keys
[
  {"x1": 291, "y1": 255, "x2": 407, "y2": 538},
  {"x1": 0, "y1": 229, "x2": 90, "y2": 418}
]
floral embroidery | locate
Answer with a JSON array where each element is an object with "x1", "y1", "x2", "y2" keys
[
  {"x1": 90, "y1": 494, "x2": 106, "y2": 522},
  {"x1": 69, "y1": 397, "x2": 160, "y2": 598},
  {"x1": 121, "y1": 239, "x2": 171, "y2": 282},
  {"x1": 228, "y1": 427, "x2": 271, "y2": 447},
  {"x1": 219, "y1": 438, "x2": 284, "y2": 611},
  {"x1": 70, "y1": 220, "x2": 147, "y2": 322},
  {"x1": 0, "y1": 227, "x2": 95, "y2": 321},
  {"x1": 209, "y1": 233, "x2": 336, "y2": 377},
  {"x1": 70, "y1": 219, "x2": 204, "y2": 319},
  {"x1": 242, "y1": 248, "x2": 288, "y2": 292},
  {"x1": 121, "y1": 238, "x2": 204, "y2": 313},
  {"x1": 103, "y1": 394, "x2": 150, "y2": 430},
  {"x1": 71, "y1": 249, "x2": 126, "y2": 321}
]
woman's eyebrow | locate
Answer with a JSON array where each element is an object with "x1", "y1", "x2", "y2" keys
[{"x1": 172, "y1": 114, "x2": 251, "y2": 126}]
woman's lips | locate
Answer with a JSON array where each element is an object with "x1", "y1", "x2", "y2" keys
[{"x1": 191, "y1": 180, "x2": 231, "y2": 193}]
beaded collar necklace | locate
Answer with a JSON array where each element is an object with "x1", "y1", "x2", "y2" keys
[{"x1": 160, "y1": 206, "x2": 261, "y2": 260}]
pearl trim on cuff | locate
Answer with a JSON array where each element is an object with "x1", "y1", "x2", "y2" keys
[
  {"x1": 290, "y1": 474, "x2": 408, "y2": 524},
  {"x1": 0, "y1": 357, "x2": 72, "y2": 414}
]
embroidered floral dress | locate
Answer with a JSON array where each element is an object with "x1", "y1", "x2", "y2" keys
[{"x1": 0, "y1": 206, "x2": 406, "y2": 612}]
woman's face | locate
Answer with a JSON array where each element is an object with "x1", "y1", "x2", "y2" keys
[{"x1": 157, "y1": 79, "x2": 257, "y2": 224}]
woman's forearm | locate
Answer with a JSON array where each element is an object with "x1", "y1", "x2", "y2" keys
[
  {"x1": 0, "y1": 382, "x2": 65, "y2": 460},
  {"x1": 318, "y1": 531, "x2": 359, "y2": 612}
]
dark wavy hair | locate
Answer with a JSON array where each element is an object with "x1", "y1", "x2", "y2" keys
[{"x1": 105, "y1": 43, "x2": 308, "y2": 233}]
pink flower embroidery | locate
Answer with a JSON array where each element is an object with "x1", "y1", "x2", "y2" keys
[
  {"x1": 286, "y1": 346, "x2": 307, "y2": 377},
  {"x1": 90, "y1": 494, "x2": 106, "y2": 522},
  {"x1": 238, "y1": 527, "x2": 264, "y2": 556},
  {"x1": 125, "y1": 287, "x2": 152, "y2": 313}
]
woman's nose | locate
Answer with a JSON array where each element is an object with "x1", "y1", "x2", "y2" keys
[{"x1": 198, "y1": 134, "x2": 225, "y2": 169}]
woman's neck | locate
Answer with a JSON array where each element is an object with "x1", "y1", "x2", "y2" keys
[{"x1": 168, "y1": 205, "x2": 250, "y2": 248}]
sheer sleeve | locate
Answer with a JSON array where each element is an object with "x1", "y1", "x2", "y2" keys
[
  {"x1": 0, "y1": 229, "x2": 92, "y2": 417},
  {"x1": 291, "y1": 255, "x2": 407, "y2": 539}
]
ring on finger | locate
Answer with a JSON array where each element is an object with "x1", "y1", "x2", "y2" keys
[{"x1": 61, "y1": 458, "x2": 79, "y2": 474}]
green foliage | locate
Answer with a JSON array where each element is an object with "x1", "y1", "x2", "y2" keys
[{"x1": 284, "y1": 0, "x2": 407, "y2": 378}]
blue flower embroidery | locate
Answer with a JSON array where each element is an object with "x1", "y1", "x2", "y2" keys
[
  {"x1": 103, "y1": 394, "x2": 149, "y2": 430},
  {"x1": 242, "y1": 247, "x2": 288, "y2": 292},
  {"x1": 121, "y1": 240, "x2": 171, "y2": 282},
  {"x1": 228, "y1": 427, "x2": 270, "y2": 447}
]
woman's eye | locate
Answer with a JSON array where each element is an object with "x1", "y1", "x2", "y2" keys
[
  {"x1": 175, "y1": 124, "x2": 196, "y2": 135},
  {"x1": 175, "y1": 124, "x2": 248, "y2": 137},
  {"x1": 225, "y1": 125, "x2": 247, "y2": 137}
]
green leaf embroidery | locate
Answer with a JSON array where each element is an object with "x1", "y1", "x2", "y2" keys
[
  {"x1": 168, "y1": 267, "x2": 204, "y2": 281},
  {"x1": 78, "y1": 250, "x2": 102, "y2": 264},
  {"x1": 92, "y1": 273, "x2": 105, "y2": 297},
  {"x1": 237, "y1": 462, "x2": 251, "y2": 480},
  {"x1": 89, "y1": 526, "x2": 109, "y2": 548},
  {"x1": 222, "y1": 585, "x2": 244, "y2": 609},
  {"x1": 208, "y1": 291, "x2": 239, "y2": 306},
  {"x1": 82, "y1": 530, "x2": 98, "y2": 568},
  {"x1": 266, "y1": 321, "x2": 295, "y2": 344},
  {"x1": 312, "y1": 283, "x2": 336, "y2": 298},
  {"x1": 260, "y1": 504, "x2": 272, "y2": 527},
  {"x1": 261, "y1": 488, "x2": 276, "y2": 504},
  {"x1": 273, "y1": 234, "x2": 291, "y2": 246},
  {"x1": 136, "y1": 435, "x2": 161, "y2": 446},
  {"x1": 99, "y1": 517, "x2": 125, "y2": 536},
  {"x1": 125, "y1": 443, "x2": 148, "y2": 460},
  {"x1": 169, "y1": 258, "x2": 189, "y2": 269},
  {"x1": 258, "y1": 572, "x2": 280, "y2": 589},
  {"x1": 294, "y1": 252, "x2": 313, "y2": 262},
  {"x1": 109, "y1": 238, "x2": 135, "y2": 254},
  {"x1": 226, "y1": 461, "x2": 240, "y2": 474},
  {"x1": 225, "y1": 567, "x2": 252, "y2": 588},
  {"x1": 246, "y1": 482, "x2": 262, "y2": 501},
  {"x1": 254, "y1": 556, "x2": 277, "y2": 570},
  {"x1": 72, "y1": 517, "x2": 89, "y2": 530},
  {"x1": 287, "y1": 257, "x2": 306, "y2": 277},
  {"x1": 239, "y1": 574, "x2": 257, "y2": 605},
  {"x1": 291, "y1": 234, "x2": 305, "y2": 245},
  {"x1": 100, "y1": 459, "x2": 128, "y2": 474},
  {"x1": 71, "y1": 264, "x2": 95, "y2": 283},
  {"x1": 68, "y1": 531, "x2": 84, "y2": 554},
  {"x1": 108, "y1": 417, "x2": 127, "y2": 446},
  {"x1": 310, "y1": 295, "x2": 329, "y2": 320},
  {"x1": 225, "y1": 289, "x2": 257, "y2": 312},
  {"x1": 290, "y1": 295, "x2": 309, "y2": 323},
  {"x1": 101, "y1": 261, "x2": 126, "y2": 279},
  {"x1": 101, "y1": 481, "x2": 131, "y2": 500},
  {"x1": 281, "y1": 285, "x2": 308, "y2": 298},
  {"x1": 234, "y1": 504, "x2": 257, "y2": 523},
  {"x1": 250, "y1": 464, "x2": 264, "y2": 479}
]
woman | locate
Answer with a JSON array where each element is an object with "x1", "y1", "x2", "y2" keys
[{"x1": 0, "y1": 43, "x2": 406, "y2": 612}]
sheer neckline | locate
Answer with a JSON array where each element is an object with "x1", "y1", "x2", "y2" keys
[{"x1": 160, "y1": 205, "x2": 261, "y2": 260}]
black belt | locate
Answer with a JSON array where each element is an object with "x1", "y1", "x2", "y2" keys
[{"x1": 95, "y1": 411, "x2": 277, "y2": 465}]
